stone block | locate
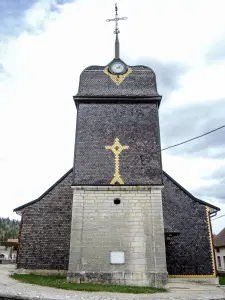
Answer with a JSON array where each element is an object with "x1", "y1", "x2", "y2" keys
[{"x1": 67, "y1": 185, "x2": 167, "y2": 287}]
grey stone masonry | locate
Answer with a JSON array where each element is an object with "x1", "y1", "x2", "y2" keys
[{"x1": 68, "y1": 185, "x2": 167, "y2": 287}]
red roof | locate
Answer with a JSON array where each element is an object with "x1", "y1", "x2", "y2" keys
[
  {"x1": 214, "y1": 228, "x2": 225, "y2": 247},
  {"x1": 7, "y1": 239, "x2": 18, "y2": 243}
]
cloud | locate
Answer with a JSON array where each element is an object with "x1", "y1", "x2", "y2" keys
[
  {"x1": 0, "y1": 0, "x2": 75, "y2": 38},
  {"x1": 0, "y1": 63, "x2": 5, "y2": 73},
  {"x1": 211, "y1": 201, "x2": 225, "y2": 234},
  {"x1": 0, "y1": 0, "x2": 37, "y2": 37},
  {"x1": 55, "y1": 0, "x2": 75, "y2": 3},
  {"x1": 0, "y1": 62, "x2": 11, "y2": 81},
  {"x1": 136, "y1": 59, "x2": 187, "y2": 100},
  {"x1": 193, "y1": 180, "x2": 225, "y2": 203},
  {"x1": 206, "y1": 37, "x2": 225, "y2": 63},
  {"x1": 160, "y1": 98, "x2": 225, "y2": 158},
  {"x1": 207, "y1": 167, "x2": 225, "y2": 181}
]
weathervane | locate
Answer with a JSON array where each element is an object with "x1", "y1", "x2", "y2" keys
[{"x1": 106, "y1": 3, "x2": 127, "y2": 59}]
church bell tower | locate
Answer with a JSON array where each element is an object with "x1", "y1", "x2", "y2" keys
[{"x1": 68, "y1": 4, "x2": 167, "y2": 287}]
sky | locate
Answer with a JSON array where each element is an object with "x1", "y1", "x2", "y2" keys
[{"x1": 0, "y1": 0, "x2": 225, "y2": 234}]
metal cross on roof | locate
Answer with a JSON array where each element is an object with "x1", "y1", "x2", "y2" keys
[
  {"x1": 106, "y1": 3, "x2": 127, "y2": 59},
  {"x1": 106, "y1": 3, "x2": 127, "y2": 35}
]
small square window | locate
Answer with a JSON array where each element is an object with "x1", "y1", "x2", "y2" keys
[{"x1": 216, "y1": 248, "x2": 220, "y2": 253}]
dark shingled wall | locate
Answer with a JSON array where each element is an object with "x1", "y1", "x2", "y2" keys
[
  {"x1": 162, "y1": 173, "x2": 214, "y2": 276},
  {"x1": 17, "y1": 171, "x2": 73, "y2": 270},
  {"x1": 73, "y1": 102, "x2": 163, "y2": 185}
]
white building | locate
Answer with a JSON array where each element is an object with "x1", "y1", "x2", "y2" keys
[
  {"x1": 214, "y1": 228, "x2": 225, "y2": 273},
  {"x1": 0, "y1": 246, "x2": 9, "y2": 260}
]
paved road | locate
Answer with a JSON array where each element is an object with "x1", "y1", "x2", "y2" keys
[{"x1": 0, "y1": 265, "x2": 225, "y2": 300}]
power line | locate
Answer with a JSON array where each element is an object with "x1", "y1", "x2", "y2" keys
[
  {"x1": 211, "y1": 214, "x2": 225, "y2": 221},
  {"x1": 161, "y1": 124, "x2": 225, "y2": 152}
]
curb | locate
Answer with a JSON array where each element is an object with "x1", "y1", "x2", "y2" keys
[{"x1": 1, "y1": 294, "x2": 225, "y2": 300}]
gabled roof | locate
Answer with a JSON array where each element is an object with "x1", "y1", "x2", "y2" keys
[
  {"x1": 13, "y1": 168, "x2": 220, "y2": 213},
  {"x1": 0, "y1": 239, "x2": 18, "y2": 247},
  {"x1": 13, "y1": 168, "x2": 73, "y2": 212},
  {"x1": 214, "y1": 227, "x2": 225, "y2": 247},
  {"x1": 163, "y1": 171, "x2": 220, "y2": 212}
]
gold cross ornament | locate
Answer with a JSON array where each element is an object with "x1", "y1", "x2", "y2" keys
[{"x1": 105, "y1": 138, "x2": 129, "y2": 184}]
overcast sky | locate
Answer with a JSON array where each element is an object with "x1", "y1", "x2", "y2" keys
[{"x1": 1, "y1": 0, "x2": 225, "y2": 234}]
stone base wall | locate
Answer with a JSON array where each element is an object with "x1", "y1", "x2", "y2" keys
[
  {"x1": 68, "y1": 185, "x2": 167, "y2": 287},
  {"x1": 67, "y1": 271, "x2": 167, "y2": 287},
  {"x1": 16, "y1": 268, "x2": 67, "y2": 276}
]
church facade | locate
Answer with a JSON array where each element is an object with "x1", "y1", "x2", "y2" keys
[
  {"x1": 14, "y1": 62, "x2": 219, "y2": 286},
  {"x1": 14, "y1": 6, "x2": 219, "y2": 287},
  {"x1": 15, "y1": 167, "x2": 219, "y2": 286}
]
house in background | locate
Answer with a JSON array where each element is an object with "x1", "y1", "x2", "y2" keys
[
  {"x1": 214, "y1": 228, "x2": 225, "y2": 274},
  {"x1": 0, "y1": 239, "x2": 18, "y2": 262},
  {"x1": 0, "y1": 246, "x2": 9, "y2": 260}
]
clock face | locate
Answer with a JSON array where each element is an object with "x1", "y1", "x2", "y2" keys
[{"x1": 110, "y1": 62, "x2": 126, "y2": 74}]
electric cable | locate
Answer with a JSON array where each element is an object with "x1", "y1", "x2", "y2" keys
[
  {"x1": 211, "y1": 214, "x2": 225, "y2": 221},
  {"x1": 161, "y1": 125, "x2": 225, "y2": 152}
]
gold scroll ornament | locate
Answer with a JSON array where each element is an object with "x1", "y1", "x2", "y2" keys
[{"x1": 105, "y1": 138, "x2": 129, "y2": 184}]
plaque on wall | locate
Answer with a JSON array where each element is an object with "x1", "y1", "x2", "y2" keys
[{"x1": 110, "y1": 251, "x2": 125, "y2": 264}]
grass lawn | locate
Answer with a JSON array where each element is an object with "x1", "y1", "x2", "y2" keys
[
  {"x1": 10, "y1": 274, "x2": 167, "y2": 294},
  {"x1": 219, "y1": 276, "x2": 225, "y2": 285}
]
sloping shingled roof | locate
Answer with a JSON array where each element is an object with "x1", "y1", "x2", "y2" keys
[
  {"x1": 75, "y1": 65, "x2": 161, "y2": 98},
  {"x1": 163, "y1": 171, "x2": 220, "y2": 211},
  {"x1": 214, "y1": 227, "x2": 225, "y2": 247},
  {"x1": 13, "y1": 169, "x2": 220, "y2": 213},
  {"x1": 13, "y1": 169, "x2": 220, "y2": 236}
]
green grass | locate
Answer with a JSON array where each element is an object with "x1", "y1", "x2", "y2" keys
[
  {"x1": 10, "y1": 274, "x2": 167, "y2": 294},
  {"x1": 219, "y1": 276, "x2": 225, "y2": 285}
]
